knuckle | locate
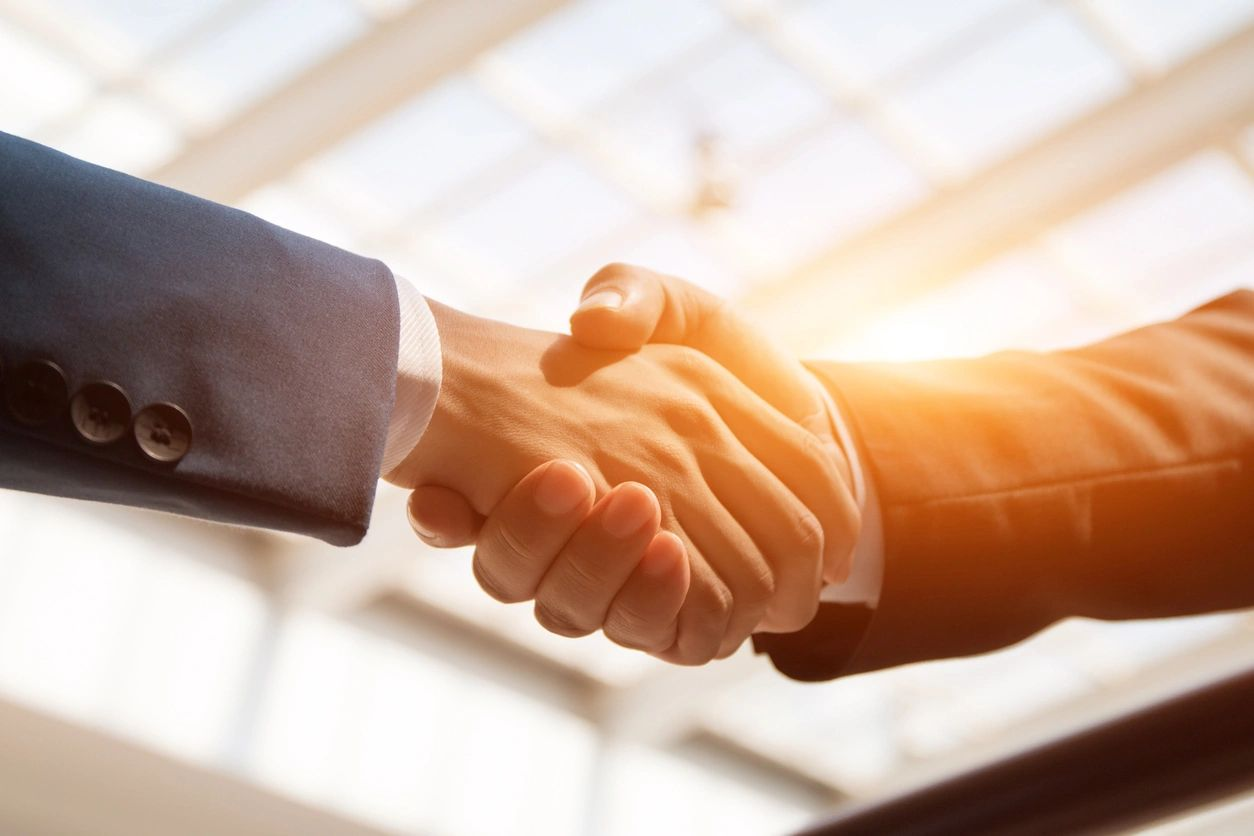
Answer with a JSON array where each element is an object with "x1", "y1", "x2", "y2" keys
[
  {"x1": 797, "y1": 432, "x2": 837, "y2": 483},
  {"x1": 772, "y1": 592, "x2": 821, "y2": 633},
  {"x1": 662, "y1": 398, "x2": 719, "y2": 439},
  {"x1": 797, "y1": 593, "x2": 821, "y2": 627},
  {"x1": 760, "y1": 510, "x2": 825, "y2": 610},
  {"x1": 641, "y1": 436, "x2": 691, "y2": 485},
  {"x1": 534, "y1": 600, "x2": 596, "y2": 638},
  {"x1": 670, "y1": 345, "x2": 717, "y2": 381},
  {"x1": 709, "y1": 581, "x2": 735, "y2": 621},
  {"x1": 472, "y1": 556, "x2": 526, "y2": 604},
  {"x1": 604, "y1": 608, "x2": 668, "y2": 653},
  {"x1": 726, "y1": 559, "x2": 776, "y2": 613},
  {"x1": 560, "y1": 553, "x2": 610, "y2": 597},
  {"x1": 843, "y1": 500, "x2": 863, "y2": 548},
  {"x1": 492, "y1": 522, "x2": 536, "y2": 568},
  {"x1": 793, "y1": 509, "x2": 825, "y2": 561},
  {"x1": 690, "y1": 579, "x2": 734, "y2": 627},
  {"x1": 750, "y1": 563, "x2": 777, "y2": 605}
]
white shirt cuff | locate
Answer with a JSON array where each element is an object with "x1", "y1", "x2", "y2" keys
[
  {"x1": 380, "y1": 273, "x2": 442, "y2": 477},
  {"x1": 816, "y1": 385, "x2": 884, "y2": 606}
]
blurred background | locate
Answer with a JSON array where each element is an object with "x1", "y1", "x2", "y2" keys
[{"x1": 3, "y1": 0, "x2": 1254, "y2": 833}]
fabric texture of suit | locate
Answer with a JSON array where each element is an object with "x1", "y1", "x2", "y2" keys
[
  {"x1": 0, "y1": 132, "x2": 400, "y2": 545},
  {"x1": 758, "y1": 291, "x2": 1254, "y2": 681}
]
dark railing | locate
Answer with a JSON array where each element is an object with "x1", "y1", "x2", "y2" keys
[{"x1": 799, "y1": 668, "x2": 1254, "y2": 836}]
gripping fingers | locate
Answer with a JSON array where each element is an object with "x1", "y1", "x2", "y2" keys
[
  {"x1": 407, "y1": 485, "x2": 484, "y2": 548},
  {"x1": 602, "y1": 531, "x2": 689, "y2": 652},
  {"x1": 707, "y1": 380, "x2": 860, "y2": 584},
  {"x1": 471, "y1": 460, "x2": 595, "y2": 604},
  {"x1": 654, "y1": 543, "x2": 738, "y2": 666},
  {"x1": 533, "y1": 482, "x2": 662, "y2": 638}
]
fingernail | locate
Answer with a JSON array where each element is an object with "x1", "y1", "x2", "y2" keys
[
  {"x1": 577, "y1": 289, "x2": 624, "y2": 313},
  {"x1": 406, "y1": 503, "x2": 437, "y2": 542},
  {"x1": 535, "y1": 460, "x2": 592, "y2": 517},
  {"x1": 602, "y1": 484, "x2": 656, "y2": 539},
  {"x1": 642, "y1": 532, "x2": 683, "y2": 578}
]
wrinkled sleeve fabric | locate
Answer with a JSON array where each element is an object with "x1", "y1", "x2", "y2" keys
[
  {"x1": 758, "y1": 291, "x2": 1254, "y2": 681},
  {"x1": 0, "y1": 132, "x2": 401, "y2": 546}
]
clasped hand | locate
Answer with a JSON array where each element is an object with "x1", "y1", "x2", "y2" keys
[{"x1": 386, "y1": 266, "x2": 860, "y2": 665}]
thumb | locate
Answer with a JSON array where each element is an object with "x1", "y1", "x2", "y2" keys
[
  {"x1": 406, "y1": 486, "x2": 485, "y2": 548},
  {"x1": 569, "y1": 263, "x2": 716, "y2": 351},
  {"x1": 571, "y1": 264, "x2": 821, "y2": 427}
]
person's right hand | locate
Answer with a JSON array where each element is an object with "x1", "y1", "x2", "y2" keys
[
  {"x1": 388, "y1": 300, "x2": 856, "y2": 664},
  {"x1": 570, "y1": 264, "x2": 861, "y2": 588}
]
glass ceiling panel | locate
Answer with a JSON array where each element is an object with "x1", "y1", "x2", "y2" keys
[
  {"x1": 42, "y1": 0, "x2": 229, "y2": 61},
  {"x1": 238, "y1": 180, "x2": 365, "y2": 253},
  {"x1": 724, "y1": 120, "x2": 926, "y2": 278},
  {"x1": 53, "y1": 93, "x2": 184, "y2": 173},
  {"x1": 615, "y1": 225, "x2": 748, "y2": 297},
  {"x1": 596, "y1": 32, "x2": 831, "y2": 189},
  {"x1": 1090, "y1": 0, "x2": 1254, "y2": 71},
  {"x1": 480, "y1": 220, "x2": 747, "y2": 333},
  {"x1": 895, "y1": 4, "x2": 1128, "y2": 173},
  {"x1": 783, "y1": 0, "x2": 1025, "y2": 85},
  {"x1": 156, "y1": 0, "x2": 366, "y2": 129},
  {"x1": 485, "y1": 0, "x2": 727, "y2": 112},
  {"x1": 308, "y1": 75, "x2": 535, "y2": 222},
  {"x1": 1050, "y1": 151, "x2": 1254, "y2": 309},
  {"x1": 368, "y1": 234, "x2": 485, "y2": 312},
  {"x1": 824, "y1": 247, "x2": 1079, "y2": 362},
  {"x1": 0, "y1": 19, "x2": 93, "y2": 136},
  {"x1": 1162, "y1": 246, "x2": 1254, "y2": 321},
  {"x1": 418, "y1": 153, "x2": 640, "y2": 297}
]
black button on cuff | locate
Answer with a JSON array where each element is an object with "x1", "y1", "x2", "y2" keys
[
  {"x1": 6, "y1": 359, "x2": 68, "y2": 427},
  {"x1": 71, "y1": 381, "x2": 132, "y2": 445},
  {"x1": 133, "y1": 402, "x2": 193, "y2": 464}
]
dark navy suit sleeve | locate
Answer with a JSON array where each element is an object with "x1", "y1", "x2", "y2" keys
[{"x1": 0, "y1": 132, "x2": 400, "y2": 546}]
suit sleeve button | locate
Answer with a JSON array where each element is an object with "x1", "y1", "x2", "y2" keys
[
  {"x1": 71, "y1": 381, "x2": 132, "y2": 445},
  {"x1": 133, "y1": 402, "x2": 193, "y2": 464},
  {"x1": 5, "y1": 359, "x2": 69, "y2": 427}
]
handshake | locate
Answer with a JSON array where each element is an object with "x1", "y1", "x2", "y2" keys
[{"x1": 385, "y1": 265, "x2": 862, "y2": 666}]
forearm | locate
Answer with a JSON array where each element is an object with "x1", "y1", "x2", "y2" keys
[
  {"x1": 0, "y1": 132, "x2": 401, "y2": 544},
  {"x1": 765, "y1": 291, "x2": 1254, "y2": 679}
]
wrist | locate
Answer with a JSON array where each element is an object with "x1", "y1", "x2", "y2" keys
[
  {"x1": 388, "y1": 302, "x2": 538, "y2": 512},
  {"x1": 387, "y1": 299, "x2": 474, "y2": 487}
]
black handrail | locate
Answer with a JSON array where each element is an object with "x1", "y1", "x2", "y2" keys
[{"x1": 798, "y1": 668, "x2": 1254, "y2": 836}]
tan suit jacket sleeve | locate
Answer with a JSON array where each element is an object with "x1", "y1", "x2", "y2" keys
[{"x1": 755, "y1": 290, "x2": 1254, "y2": 681}]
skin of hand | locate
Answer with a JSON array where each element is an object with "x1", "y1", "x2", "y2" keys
[
  {"x1": 407, "y1": 460, "x2": 691, "y2": 653},
  {"x1": 388, "y1": 299, "x2": 854, "y2": 664},
  {"x1": 570, "y1": 263, "x2": 858, "y2": 588}
]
